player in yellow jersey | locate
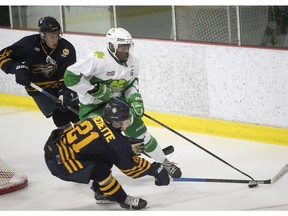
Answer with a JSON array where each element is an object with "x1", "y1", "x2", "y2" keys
[{"x1": 44, "y1": 99, "x2": 170, "y2": 210}]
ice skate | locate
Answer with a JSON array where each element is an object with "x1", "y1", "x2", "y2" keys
[
  {"x1": 91, "y1": 186, "x2": 116, "y2": 204},
  {"x1": 163, "y1": 159, "x2": 182, "y2": 178},
  {"x1": 119, "y1": 195, "x2": 147, "y2": 210}
]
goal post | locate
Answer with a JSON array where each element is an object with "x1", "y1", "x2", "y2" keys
[{"x1": 0, "y1": 159, "x2": 28, "y2": 195}]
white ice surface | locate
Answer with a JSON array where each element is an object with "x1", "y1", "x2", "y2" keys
[{"x1": 0, "y1": 106, "x2": 288, "y2": 214}]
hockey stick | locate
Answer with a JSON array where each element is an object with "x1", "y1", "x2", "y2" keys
[
  {"x1": 30, "y1": 82, "x2": 79, "y2": 114},
  {"x1": 30, "y1": 83, "x2": 175, "y2": 157},
  {"x1": 143, "y1": 113, "x2": 257, "y2": 182},
  {"x1": 173, "y1": 163, "x2": 288, "y2": 187}
]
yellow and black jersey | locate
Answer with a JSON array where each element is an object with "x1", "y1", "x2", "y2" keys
[
  {"x1": 0, "y1": 34, "x2": 76, "y2": 96},
  {"x1": 45, "y1": 116, "x2": 151, "y2": 178}
]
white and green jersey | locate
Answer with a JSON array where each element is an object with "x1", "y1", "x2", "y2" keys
[{"x1": 64, "y1": 48, "x2": 139, "y2": 105}]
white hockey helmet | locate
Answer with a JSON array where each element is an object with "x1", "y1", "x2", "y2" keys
[{"x1": 106, "y1": 28, "x2": 133, "y2": 54}]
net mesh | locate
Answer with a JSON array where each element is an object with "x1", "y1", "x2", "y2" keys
[{"x1": 0, "y1": 159, "x2": 28, "y2": 195}]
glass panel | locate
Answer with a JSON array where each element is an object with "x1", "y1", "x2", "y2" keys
[
  {"x1": 116, "y1": 6, "x2": 173, "y2": 39},
  {"x1": 240, "y1": 6, "x2": 288, "y2": 48},
  {"x1": 63, "y1": 6, "x2": 113, "y2": 34},
  {"x1": 11, "y1": 6, "x2": 60, "y2": 29},
  {"x1": 0, "y1": 6, "x2": 10, "y2": 27},
  {"x1": 175, "y1": 6, "x2": 238, "y2": 44}
]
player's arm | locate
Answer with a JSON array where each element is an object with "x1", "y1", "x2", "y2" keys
[
  {"x1": 112, "y1": 137, "x2": 169, "y2": 186},
  {"x1": 0, "y1": 45, "x2": 26, "y2": 74},
  {"x1": 0, "y1": 44, "x2": 31, "y2": 86},
  {"x1": 64, "y1": 55, "x2": 97, "y2": 98},
  {"x1": 56, "y1": 44, "x2": 78, "y2": 110},
  {"x1": 124, "y1": 78, "x2": 144, "y2": 117},
  {"x1": 120, "y1": 156, "x2": 170, "y2": 186},
  {"x1": 64, "y1": 54, "x2": 113, "y2": 105},
  {"x1": 57, "y1": 42, "x2": 77, "y2": 80}
]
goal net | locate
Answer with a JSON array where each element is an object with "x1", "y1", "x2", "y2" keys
[{"x1": 0, "y1": 159, "x2": 28, "y2": 195}]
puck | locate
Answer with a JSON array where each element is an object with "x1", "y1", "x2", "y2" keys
[{"x1": 248, "y1": 180, "x2": 259, "y2": 188}]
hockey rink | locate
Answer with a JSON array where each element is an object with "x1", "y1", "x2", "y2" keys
[{"x1": 1, "y1": 106, "x2": 288, "y2": 213}]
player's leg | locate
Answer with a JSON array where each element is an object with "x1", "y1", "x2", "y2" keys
[
  {"x1": 32, "y1": 93, "x2": 72, "y2": 130},
  {"x1": 90, "y1": 163, "x2": 147, "y2": 210},
  {"x1": 66, "y1": 104, "x2": 81, "y2": 126}
]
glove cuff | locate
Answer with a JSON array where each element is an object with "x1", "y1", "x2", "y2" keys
[{"x1": 128, "y1": 92, "x2": 143, "y2": 103}]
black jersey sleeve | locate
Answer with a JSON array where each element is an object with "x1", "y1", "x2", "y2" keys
[
  {"x1": 0, "y1": 35, "x2": 38, "y2": 74},
  {"x1": 0, "y1": 45, "x2": 26, "y2": 74}
]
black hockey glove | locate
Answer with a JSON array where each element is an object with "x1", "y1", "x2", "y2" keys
[
  {"x1": 12, "y1": 62, "x2": 31, "y2": 87},
  {"x1": 127, "y1": 137, "x2": 145, "y2": 155},
  {"x1": 149, "y1": 162, "x2": 170, "y2": 186},
  {"x1": 56, "y1": 85, "x2": 79, "y2": 111}
]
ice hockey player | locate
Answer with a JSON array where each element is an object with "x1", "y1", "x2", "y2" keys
[
  {"x1": 0, "y1": 16, "x2": 80, "y2": 131},
  {"x1": 44, "y1": 99, "x2": 170, "y2": 210},
  {"x1": 64, "y1": 27, "x2": 182, "y2": 178}
]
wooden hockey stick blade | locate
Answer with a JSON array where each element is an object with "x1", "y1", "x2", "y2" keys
[
  {"x1": 173, "y1": 163, "x2": 288, "y2": 185},
  {"x1": 142, "y1": 145, "x2": 174, "y2": 158}
]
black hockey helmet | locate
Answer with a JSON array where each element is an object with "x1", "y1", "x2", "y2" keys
[
  {"x1": 103, "y1": 99, "x2": 131, "y2": 124},
  {"x1": 38, "y1": 16, "x2": 61, "y2": 38}
]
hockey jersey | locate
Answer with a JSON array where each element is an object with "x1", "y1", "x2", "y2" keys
[
  {"x1": 45, "y1": 115, "x2": 151, "y2": 178},
  {"x1": 0, "y1": 34, "x2": 76, "y2": 96},
  {"x1": 64, "y1": 48, "x2": 139, "y2": 105}
]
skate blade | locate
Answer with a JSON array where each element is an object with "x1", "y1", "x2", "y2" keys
[{"x1": 96, "y1": 200, "x2": 117, "y2": 204}]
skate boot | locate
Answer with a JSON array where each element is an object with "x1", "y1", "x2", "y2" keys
[
  {"x1": 163, "y1": 158, "x2": 182, "y2": 178},
  {"x1": 119, "y1": 195, "x2": 147, "y2": 210},
  {"x1": 91, "y1": 185, "x2": 116, "y2": 204}
]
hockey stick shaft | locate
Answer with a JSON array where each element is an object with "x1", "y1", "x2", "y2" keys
[
  {"x1": 173, "y1": 177, "x2": 269, "y2": 184},
  {"x1": 173, "y1": 163, "x2": 288, "y2": 185},
  {"x1": 143, "y1": 113, "x2": 255, "y2": 181},
  {"x1": 30, "y1": 82, "x2": 79, "y2": 115},
  {"x1": 30, "y1": 84, "x2": 174, "y2": 157}
]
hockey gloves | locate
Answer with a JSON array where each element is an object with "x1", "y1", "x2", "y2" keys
[
  {"x1": 128, "y1": 93, "x2": 144, "y2": 117},
  {"x1": 57, "y1": 85, "x2": 79, "y2": 111},
  {"x1": 127, "y1": 137, "x2": 145, "y2": 156},
  {"x1": 12, "y1": 62, "x2": 31, "y2": 87},
  {"x1": 88, "y1": 83, "x2": 113, "y2": 102},
  {"x1": 150, "y1": 162, "x2": 170, "y2": 186}
]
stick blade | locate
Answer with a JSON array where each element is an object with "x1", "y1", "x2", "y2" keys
[{"x1": 271, "y1": 163, "x2": 288, "y2": 184}]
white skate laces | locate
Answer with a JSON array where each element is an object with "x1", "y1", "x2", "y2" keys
[
  {"x1": 119, "y1": 195, "x2": 147, "y2": 210},
  {"x1": 163, "y1": 159, "x2": 182, "y2": 178}
]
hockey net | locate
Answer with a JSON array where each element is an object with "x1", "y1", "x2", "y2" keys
[{"x1": 0, "y1": 159, "x2": 28, "y2": 195}]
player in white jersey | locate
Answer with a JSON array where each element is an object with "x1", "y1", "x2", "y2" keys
[{"x1": 64, "y1": 28, "x2": 181, "y2": 181}]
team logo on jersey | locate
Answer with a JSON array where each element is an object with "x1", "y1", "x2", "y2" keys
[
  {"x1": 32, "y1": 62, "x2": 58, "y2": 78},
  {"x1": 107, "y1": 71, "x2": 115, "y2": 76},
  {"x1": 61, "y1": 48, "x2": 70, "y2": 57}
]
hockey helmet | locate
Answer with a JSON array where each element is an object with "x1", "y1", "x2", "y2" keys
[
  {"x1": 106, "y1": 28, "x2": 133, "y2": 54},
  {"x1": 38, "y1": 16, "x2": 62, "y2": 39},
  {"x1": 103, "y1": 99, "x2": 132, "y2": 126}
]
